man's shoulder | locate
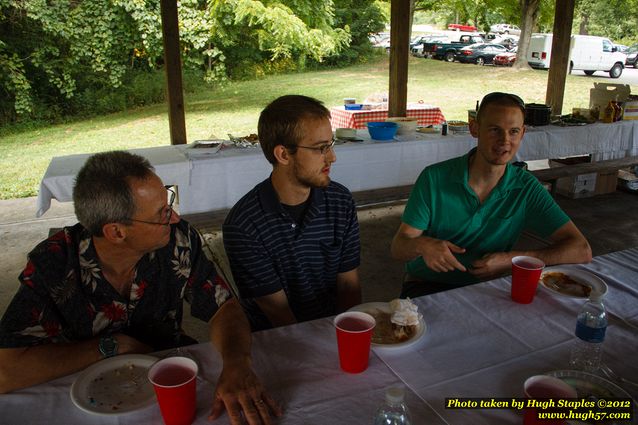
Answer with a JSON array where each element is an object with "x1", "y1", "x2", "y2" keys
[
  {"x1": 325, "y1": 180, "x2": 355, "y2": 200},
  {"x1": 30, "y1": 223, "x2": 85, "y2": 257},
  {"x1": 417, "y1": 154, "x2": 464, "y2": 181},
  {"x1": 224, "y1": 182, "x2": 265, "y2": 225}
]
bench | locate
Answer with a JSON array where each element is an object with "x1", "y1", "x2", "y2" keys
[{"x1": 530, "y1": 155, "x2": 638, "y2": 197}]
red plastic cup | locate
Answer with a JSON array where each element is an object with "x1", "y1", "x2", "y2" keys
[
  {"x1": 334, "y1": 311, "x2": 376, "y2": 373},
  {"x1": 523, "y1": 375, "x2": 577, "y2": 425},
  {"x1": 511, "y1": 256, "x2": 545, "y2": 304},
  {"x1": 148, "y1": 357, "x2": 198, "y2": 425}
]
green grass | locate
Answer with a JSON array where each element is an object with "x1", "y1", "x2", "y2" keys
[{"x1": 1, "y1": 56, "x2": 636, "y2": 199}]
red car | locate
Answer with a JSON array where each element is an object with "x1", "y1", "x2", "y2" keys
[
  {"x1": 494, "y1": 48, "x2": 517, "y2": 66},
  {"x1": 447, "y1": 24, "x2": 477, "y2": 32}
]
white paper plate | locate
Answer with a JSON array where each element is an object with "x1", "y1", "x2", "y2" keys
[
  {"x1": 348, "y1": 302, "x2": 426, "y2": 349},
  {"x1": 539, "y1": 266, "x2": 608, "y2": 299},
  {"x1": 70, "y1": 354, "x2": 158, "y2": 416}
]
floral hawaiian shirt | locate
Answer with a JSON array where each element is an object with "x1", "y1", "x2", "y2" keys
[{"x1": 0, "y1": 220, "x2": 232, "y2": 350}]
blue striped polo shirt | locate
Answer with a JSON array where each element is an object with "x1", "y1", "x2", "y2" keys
[{"x1": 223, "y1": 176, "x2": 360, "y2": 331}]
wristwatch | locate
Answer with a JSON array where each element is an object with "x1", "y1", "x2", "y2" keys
[{"x1": 98, "y1": 335, "x2": 119, "y2": 358}]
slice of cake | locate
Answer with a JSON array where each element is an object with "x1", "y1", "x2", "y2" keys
[{"x1": 388, "y1": 298, "x2": 421, "y2": 341}]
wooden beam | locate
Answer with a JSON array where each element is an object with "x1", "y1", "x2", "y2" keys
[
  {"x1": 388, "y1": 0, "x2": 410, "y2": 117},
  {"x1": 545, "y1": 0, "x2": 575, "y2": 116},
  {"x1": 160, "y1": 0, "x2": 187, "y2": 145}
]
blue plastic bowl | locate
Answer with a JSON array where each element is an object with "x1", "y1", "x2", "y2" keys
[
  {"x1": 345, "y1": 103, "x2": 363, "y2": 110},
  {"x1": 367, "y1": 121, "x2": 398, "y2": 140}
]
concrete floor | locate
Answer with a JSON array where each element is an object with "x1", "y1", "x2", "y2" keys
[{"x1": 1, "y1": 190, "x2": 638, "y2": 341}]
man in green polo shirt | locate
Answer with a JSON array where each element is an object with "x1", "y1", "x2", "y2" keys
[{"x1": 391, "y1": 92, "x2": 592, "y2": 297}]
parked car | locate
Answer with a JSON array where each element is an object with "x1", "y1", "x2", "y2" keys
[
  {"x1": 425, "y1": 34, "x2": 485, "y2": 61},
  {"x1": 490, "y1": 24, "x2": 521, "y2": 35},
  {"x1": 494, "y1": 47, "x2": 518, "y2": 66},
  {"x1": 455, "y1": 43, "x2": 509, "y2": 65},
  {"x1": 489, "y1": 35, "x2": 518, "y2": 50},
  {"x1": 448, "y1": 23, "x2": 477, "y2": 32},
  {"x1": 411, "y1": 35, "x2": 450, "y2": 57},
  {"x1": 626, "y1": 43, "x2": 638, "y2": 67},
  {"x1": 369, "y1": 33, "x2": 390, "y2": 48},
  {"x1": 527, "y1": 33, "x2": 627, "y2": 78},
  {"x1": 614, "y1": 44, "x2": 629, "y2": 53}
]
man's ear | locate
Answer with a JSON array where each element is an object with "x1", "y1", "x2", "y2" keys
[
  {"x1": 469, "y1": 118, "x2": 479, "y2": 137},
  {"x1": 273, "y1": 145, "x2": 291, "y2": 166},
  {"x1": 101, "y1": 222, "x2": 127, "y2": 243}
]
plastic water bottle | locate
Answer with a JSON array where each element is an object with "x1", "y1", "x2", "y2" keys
[
  {"x1": 569, "y1": 294, "x2": 607, "y2": 372},
  {"x1": 373, "y1": 386, "x2": 411, "y2": 425}
]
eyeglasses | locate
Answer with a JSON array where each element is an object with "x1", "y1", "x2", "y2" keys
[
  {"x1": 285, "y1": 138, "x2": 336, "y2": 156},
  {"x1": 126, "y1": 186, "x2": 176, "y2": 226}
]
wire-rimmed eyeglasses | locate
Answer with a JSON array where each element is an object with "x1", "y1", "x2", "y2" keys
[
  {"x1": 126, "y1": 186, "x2": 176, "y2": 226},
  {"x1": 285, "y1": 138, "x2": 336, "y2": 156}
]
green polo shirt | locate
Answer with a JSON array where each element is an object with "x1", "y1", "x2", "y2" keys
[{"x1": 402, "y1": 149, "x2": 569, "y2": 285}]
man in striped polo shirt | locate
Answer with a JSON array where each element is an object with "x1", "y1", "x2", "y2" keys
[{"x1": 223, "y1": 95, "x2": 362, "y2": 331}]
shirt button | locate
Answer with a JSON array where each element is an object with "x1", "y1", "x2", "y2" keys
[{"x1": 291, "y1": 223, "x2": 296, "y2": 228}]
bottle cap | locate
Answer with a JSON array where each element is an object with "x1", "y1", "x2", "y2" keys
[{"x1": 385, "y1": 386, "x2": 405, "y2": 404}]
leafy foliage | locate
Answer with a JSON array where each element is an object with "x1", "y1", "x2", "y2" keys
[{"x1": 0, "y1": 0, "x2": 384, "y2": 124}]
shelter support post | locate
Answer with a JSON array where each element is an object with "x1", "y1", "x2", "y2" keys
[
  {"x1": 388, "y1": 0, "x2": 410, "y2": 117},
  {"x1": 160, "y1": 0, "x2": 187, "y2": 145},
  {"x1": 545, "y1": 0, "x2": 576, "y2": 116}
]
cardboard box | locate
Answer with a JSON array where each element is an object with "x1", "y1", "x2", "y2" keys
[
  {"x1": 595, "y1": 170, "x2": 619, "y2": 195},
  {"x1": 589, "y1": 83, "x2": 631, "y2": 113},
  {"x1": 556, "y1": 172, "x2": 597, "y2": 198},
  {"x1": 618, "y1": 168, "x2": 638, "y2": 192},
  {"x1": 549, "y1": 156, "x2": 617, "y2": 198},
  {"x1": 623, "y1": 100, "x2": 638, "y2": 121}
]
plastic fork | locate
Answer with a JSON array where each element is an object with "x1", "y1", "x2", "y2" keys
[{"x1": 599, "y1": 364, "x2": 638, "y2": 389}]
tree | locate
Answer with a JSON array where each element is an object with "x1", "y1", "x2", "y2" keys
[
  {"x1": 514, "y1": 0, "x2": 541, "y2": 68},
  {"x1": 1, "y1": 0, "x2": 385, "y2": 123}
]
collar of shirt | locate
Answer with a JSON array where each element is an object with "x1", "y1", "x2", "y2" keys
[
  {"x1": 258, "y1": 174, "x2": 325, "y2": 215},
  {"x1": 453, "y1": 148, "x2": 524, "y2": 202}
]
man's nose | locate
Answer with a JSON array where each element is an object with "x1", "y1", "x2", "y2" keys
[
  {"x1": 169, "y1": 208, "x2": 181, "y2": 224},
  {"x1": 327, "y1": 146, "x2": 337, "y2": 163}
]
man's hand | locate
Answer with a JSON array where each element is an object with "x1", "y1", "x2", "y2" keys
[
  {"x1": 468, "y1": 252, "x2": 512, "y2": 280},
  {"x1": 420, "y1": 238, "x2": 467, "y2": 273},
  {"x1": 209, "y1": 361, "x2": 282, "y2": 425}
]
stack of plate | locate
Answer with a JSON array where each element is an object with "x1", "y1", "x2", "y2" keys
[{"x1": 447, "y1": 120, "x2": 469, "y2": 133}]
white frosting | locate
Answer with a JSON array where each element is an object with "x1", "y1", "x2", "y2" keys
[{"x1": 389, "y1": 298, "x2": 421, "y2": 327}]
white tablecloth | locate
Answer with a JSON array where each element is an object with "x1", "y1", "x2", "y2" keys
[
  {"x1": 35, "y1": 146, "x2": 191, "y2": 217},
  {"x1": 35, "y1": 120, "x2": 638, "y2": 217},
  {"x1": 3, "y1": 248, "x2": 637, "y2": 424}
]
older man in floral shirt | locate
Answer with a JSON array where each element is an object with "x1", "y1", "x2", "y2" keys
[{"x1": 0, "y1": 151, "x2": 281, "y2": 425}]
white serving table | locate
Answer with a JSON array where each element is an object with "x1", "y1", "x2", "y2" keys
[
  {"x1": 35, "y1": 120, "x2": 638, "y2": 217},
  {"x1": 2, "y1": 248, "x2": 637, "y2": 424},
  {"x1": 35, "y1": 146, "x2": 191, "y2": 217}
]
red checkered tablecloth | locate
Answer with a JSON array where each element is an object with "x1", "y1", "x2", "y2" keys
[{"x1": 330, "y1": 104, "x2": 446, "y2": 129}]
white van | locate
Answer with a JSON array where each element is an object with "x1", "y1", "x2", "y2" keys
[{"x1": 527, "y1": 34, "x2": 627, "y2": 78}]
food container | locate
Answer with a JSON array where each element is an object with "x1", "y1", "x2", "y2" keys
[
  {"x1": 345, "y1": 104, "x2": 363, "y2": 110},
  {"x1": 525, "y1": 103, "x2": 552, "y2": 126},
  {"x1": 447, "y1": 120, "x2": 469, "y2": 132},
  {"x1": 367, "y1": 122, "x2": 398, "y2": 140},
  {"x1": 385, "y1": 117, "x2": 418, "y2": 135},
  {"x1": 335, "y1": 128, "x2": 357, "y2": 139}
]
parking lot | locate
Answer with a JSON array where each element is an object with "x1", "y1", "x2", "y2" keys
[{"x1": 572, "y1": 66, "x2": 638, "y2": 84}]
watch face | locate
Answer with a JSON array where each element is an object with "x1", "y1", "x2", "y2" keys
[{"x1": 100, "y1": 336, "x2": 118, "y2": 358}]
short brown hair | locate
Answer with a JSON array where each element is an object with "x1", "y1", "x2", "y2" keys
[
  {"x1": 73, "y1": 151, "x2": 154, "y2": 236},
  {"x1": 477, "y1": 92, "x2": 525, "y2": 122},
  {"x1": 257, "y1": 95, "x2": 331, "y2": 164}
]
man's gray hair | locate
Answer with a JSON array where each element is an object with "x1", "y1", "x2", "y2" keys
[{"x1": 73, "y1": 151, "x2": 155, "y2": 236}]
